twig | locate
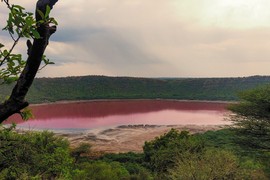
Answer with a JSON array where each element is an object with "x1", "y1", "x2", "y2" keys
[
  {"x1": 2, "y1": 0, "x2": 11, "y2": 9},
  {"x1": 0, "y1": 35, "x2": 21, "y2": 66},
  {"x1": 38, "y1": 64, "x2": 47, "y2": 71},
  {"x1": 8, "y1": 30, "x2": 16, "y2": 42}
]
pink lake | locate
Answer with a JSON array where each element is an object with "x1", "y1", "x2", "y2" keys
[{"x1": 5, "y1": 100, "x2": 230, "y2": 130}]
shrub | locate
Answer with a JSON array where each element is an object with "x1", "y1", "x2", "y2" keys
[
  {"x1": 73, "y1": 161, "x2": 130, "y2": 180},
  {"x1": 71, "y1": 142, "x2": 91, "y2": 163},
  {"x1": 169, "y1": 148, "x2": 268, "y2": 179},
  {"x1": 169, "y1": 149, "x2": 240, "y2": 179},
  {"x1": 143, "y1": 129, "x2": 204, "y2": 172},
  {"x1": 101, "y1": 152, "x2": 144, "y2": 164},
  {"x1": 0, "y1": 127, "x2": 73, "y2": 179},
  {"x1": 100, "y1": 152, "x2": 153, "y2": 179}
]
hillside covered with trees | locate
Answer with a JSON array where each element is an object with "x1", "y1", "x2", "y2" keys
[{"x1": 2, "y1": 75, "x2": 270, "y2": 103}]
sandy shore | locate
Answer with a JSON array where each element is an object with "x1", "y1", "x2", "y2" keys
[{"x1": 55, "y1": 124, "x2": 225, "y2": 153}]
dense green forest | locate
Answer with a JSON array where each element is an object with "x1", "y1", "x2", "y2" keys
[{"x1": 2, "y1": 75, "x2": 270, "y2": 103}]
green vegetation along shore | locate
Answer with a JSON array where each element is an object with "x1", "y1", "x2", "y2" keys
[
  {"x1": 1, "y1": 126, "x2": 268, "y2": 179},
  {"x1": 2, "y1": 75, "x2": 270, "y2": 103}
]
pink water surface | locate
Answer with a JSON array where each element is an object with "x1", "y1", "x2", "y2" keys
[{"x1": 5, "y1": 100, "x2": 230, "y2": 129}]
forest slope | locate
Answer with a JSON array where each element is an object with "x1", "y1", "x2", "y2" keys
[{"x1": 1, "y1": 75, "x2": 270, "y2": 103}]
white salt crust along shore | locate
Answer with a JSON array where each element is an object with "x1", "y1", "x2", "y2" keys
[{"x1": 55, "y1": 124, "x2": 227, "y2": 153}]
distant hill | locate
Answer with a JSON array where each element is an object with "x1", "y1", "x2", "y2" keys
[{"x1": 1, "y1": 75, "x2": 270, "y2": 103}]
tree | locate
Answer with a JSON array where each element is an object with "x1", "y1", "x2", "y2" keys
[
  {"x1": 229, "y1": 85, "x2": 270, "y2": 151},
  {"x1": 0, "y1": 127, "x2": 73, "y2": 179},
  {"x1": 168, "y1": 149, "x2": 244, "y2": 180},
  {"x1": 0, "y1": 0, "x2": 58, "y2": 122},
  {"x1": 71, "y1": 143, "x2": 92, "y2": 163},
  {"x1": 143, "y1": 129, "x2": 205, "y2": 173}
]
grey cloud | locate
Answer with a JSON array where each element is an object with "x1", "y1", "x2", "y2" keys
[
  {"x1": 77, "y1": 29, "x2": 168, "y2": 75},
  {"x1": 51, "y1": 27, "x2": 105, "y2": 42},
  {"x1": 84, "y1": 30, "x2": 161, "y2": 64},
  {"x1": 48, "y1": 26, "x2": 169, "y2": 76}
]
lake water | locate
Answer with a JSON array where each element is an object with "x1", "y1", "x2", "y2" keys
[{"x1": 6, "y1": 100, "x2": 230, "y2": 130}]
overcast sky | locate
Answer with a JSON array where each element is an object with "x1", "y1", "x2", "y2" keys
[{"x1": 1, "y1": 0, "x2": 270, "y2": 78}]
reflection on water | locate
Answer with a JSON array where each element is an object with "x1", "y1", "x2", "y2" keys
[{"x1": 6, "y1": 100, "x2": 230, "y2": 129}]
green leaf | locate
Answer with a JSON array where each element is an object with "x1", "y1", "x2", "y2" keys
[
  {"x1": 4, "y1": 77, "x2": 18, "y2": 84},
  {"x1": 0, "y1": 43, "x2": 4, "y2": 48},
  {"x1": 21, "y1": 108, "x2": 34, "y2": 121},
  {"x1": 45, "y1": 5, "x2": 51, "y2": 19},
  {"x1": 49, "y1": 18, "x2": 58, "y2": 25},
  {"x1": 32, "y1": 30, "x2": 41, "y2": 39},
  {"x1": 25, "y1": 16, "x2": 34, "y2": 26},
  {"x1": 12, "y1": 5, "x2": 25, "y2": 11},
  {"x1": 37, "y1": 9, "x2": 45, "y2": 20}
]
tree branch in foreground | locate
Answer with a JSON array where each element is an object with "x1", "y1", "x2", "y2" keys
[{"x1": 0, "y1": 0, "x2": 58, "y2": 122}]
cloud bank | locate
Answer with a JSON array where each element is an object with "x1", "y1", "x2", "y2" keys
[{"x1": 1, "y1": 0, "x2": 270, "y2": 77}]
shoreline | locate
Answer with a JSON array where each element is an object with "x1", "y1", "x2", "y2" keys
[
  {"x1": 52, "y1": 124, "x2": 227, "y2": 153},
  {"x1": 29, "y1": 98, "x2": 236, "y2": 107},
  {"x1": 14, "y1": 124, "x2": 227, "y2": 153}
]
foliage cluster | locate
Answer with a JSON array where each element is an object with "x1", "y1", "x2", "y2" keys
[
  {"x1": 0, "y1": 2, "x2": 56, "y2": 84},
  {"x1": 0, "y1": 126, "x2": 269, "y2": 179},
  {"x1": 96, "y1": 129, "x2": 268, "y2": 179},
  {"x1": 0, "y1": 3, "x2": 37, "y2": 84},
  {"x1": 143, "y1": 130, "x2": 204, "y2": 173},
  {"x1": 200, "y1": 129, "x2": 269, "y2": 179},
  {"x1": 229, "y1": 85, "x2": 270, "y2": 151},
  {"x1": 0, "y1": 126, "x2": 150, "y2": 179},
  {"x1": 225, "y1": 85, "x2": 270, "y2": 176},
  {"x1": 0, "y1": 125, "x2": 73, "y2": 179},
  {"x1": 73, "y1": 161, "x2": 130, "y2": 180},
  {"x1": 142, "y1": 129, "x2": 268, "y2": 179}
]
